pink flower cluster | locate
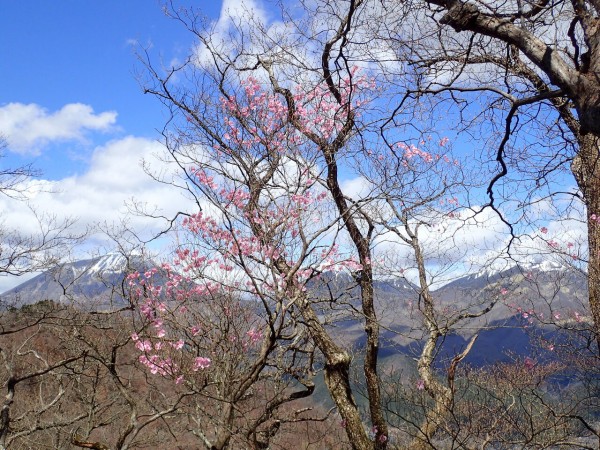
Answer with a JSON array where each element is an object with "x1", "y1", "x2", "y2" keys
[
  {"x1": 538, "y1": 227, "x2": 579, "y2": 261},
  {"x1": 131, "y1": 333, "x2": 186, "y2": 377},
  {"x1": 397, "y1": 142, "x2": 434, "y2": 163},
  {"x1": 193, "y1": 357, "x2": 212, "y2": 371},
  {"x1": 128, "y1": 71, "x2": 391, "y2": 384}
]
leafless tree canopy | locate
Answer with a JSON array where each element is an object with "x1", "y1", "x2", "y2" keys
[
  {"x1": 135, "y1": 1, "x2": 600, "y2": 448},
  {"x1": 1, "y1": 1, "x2": 600, "y2": 449}
]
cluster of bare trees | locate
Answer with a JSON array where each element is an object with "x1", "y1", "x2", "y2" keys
[
  {"x1": 3, "y1": 0, "x2": 600, "y2": 447},
  {"x1": 0, "y1": 270, "x2": 344, "y2": 449},
  {"x1": 0, "y1": 137, "x2": 80, "y2": 278},
  {"x1": 135, "y1": 0, "x2": 599, "y2": 447}
]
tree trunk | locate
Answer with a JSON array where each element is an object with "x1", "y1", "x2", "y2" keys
[
  {"x1": 408, "y1": 232, "x2": 456, "y2": 449},
  {"x1": 298, "y1": 295, "x2": 374, "y2": 450},
  {"x1": 411, "y1": 331, "x2": 454, "y2": 450},
  {"x1": 0, "y1": 377, "x2": 15, "y2": 450},
  {"x1": 572, "y1": 132, "x2": 600, "y2": 352},
  {"x1": 360, "y1": 266, "x2": 388, "y2": 449},
  {"x1": 323, "y1": 147, "x2": 388, "y2": 448}
]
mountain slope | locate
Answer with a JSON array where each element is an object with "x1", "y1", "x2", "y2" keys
[
  {"x1": 0, "y1": 253, "x2": 153, "y2": 309},
  {"x1": 1, "y1": 254, "x2": 590, "y2": 367}
]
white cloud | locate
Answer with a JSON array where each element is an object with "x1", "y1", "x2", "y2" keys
[
  {"x1": 371, "y1": 202, "x2": 589, "y2": 288},
  {"x1": 192, "y1": 0, "x2": 278, "y2": 69},
  {"x1": 46, "y1": 137, "x2": 189, "y2": 231},
  {"x1": 341, "y1": 176, "x2": 373, "y2": 200},
  {"x1": 0, "y1": 136, "x2": 193, "y2": 292},
  {"x1": 0, "y1": 103, "x2": 117, "y2": 154},
  {"x1": 216, "y1": 0, "x2": 269, "y2": 32}
]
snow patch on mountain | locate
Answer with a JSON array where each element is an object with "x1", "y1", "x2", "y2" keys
[
  {"x1": 375, "y1": 276, "x2": 417, "y2": 292},
  {"x1": 519, "y1": 258, "x2": 567, "y2": 273},
  {"x1": 471, "y1": 257, "x2": 568, "y2": 281},
  {"x1": 85, "y1": 252, "x2": 128, "y2": 275}
]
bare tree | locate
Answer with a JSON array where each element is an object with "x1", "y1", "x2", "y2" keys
[
  {"x1": 135, "y1": 2, "x2": 510, "y2": 448},
  {"x1": 0, "y1": 136, "x2": 81, "y2": 279},
  {"x1": 0, "y1": 137, "x2": 38, "y2": 201},
  {"x1": 0, "y1": 298, "x2": 198, "y2": 450},
  {"x1": 378, "y1": 0, "x2": 600, "y2": 348}
]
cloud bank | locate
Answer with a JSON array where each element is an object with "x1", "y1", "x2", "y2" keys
[
  {"x1": 0, "y1": 103, "x2": 117, "y2": 154},
  {"x1": 0, "y1": 134, "x2": 193, "y2": 293}
]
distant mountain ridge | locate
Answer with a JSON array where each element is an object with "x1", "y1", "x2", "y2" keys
[
  {"x1": 1, "y1": 253, "x2": 586, "y2": 307},
  {"x1": 0, "y1": 253, "x2": 154, "y2": 309},
  {"x1": 1, "y1": 253, "x2": 589, "y2": 367}
]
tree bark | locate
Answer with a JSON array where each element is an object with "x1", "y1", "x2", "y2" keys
[
  {"x1": 409, "y1": 232, "x2": 453, "y2": 449},
  {"x1": 572, "y1": 133, "x2": 600, "y2": 351},
  {"x1": 411, "y1": 331, "x2": 453, "y2": 450},
  {"x1": 323, "y1": 147, "x2": 388, "y2": 448},
  {"x1": 298, "y1": 294, "x2": 374, "y2": 450}
]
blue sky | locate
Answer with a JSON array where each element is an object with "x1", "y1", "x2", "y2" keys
[
  {"x1": 0, "y1": 1, "x2": 225, "y2": 291},
  {"x1": 1, "y1": 1, "x2": 222, "y2": 178},
  {"x1": 0, "y1": 1, "x2": 585, "y2": 292}
]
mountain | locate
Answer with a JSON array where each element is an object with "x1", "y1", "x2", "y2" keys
[
  {"x1": 356, "y1": 260, "x2": 588, "y2": 367},
  {"x1": 434, "y1": 260, "x2": 587, "y2": 326},
  {"x1": 439, "y1": 259, "x2": 570, "y2": 291},
  {"x1": 0, "y1": 253, "x2": 154, "y2": 309},
  {"x1": 1, "y1": 254, "x2": 590, "y2": 367}
]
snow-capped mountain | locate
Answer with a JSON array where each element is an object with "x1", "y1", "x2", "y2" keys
[
  {"x1": 0, "y1": 253, "x2": 153, "y2": 309},
  {"x1": 430, "y1": 259, "x2": 587, "y2": 330},
  {"x1": 438, "y1": 258, "x2": 573, "y2": 291},
  {"x1": 0, "y1": 252, "x2": 590, "y2": 368},
  {"x1": 1, "y1": 252, "x2": 587, "y2": 324}
]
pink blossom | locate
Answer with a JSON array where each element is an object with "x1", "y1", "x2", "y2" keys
[
  {"x1": 416, "y1": 379, "x2": 425, "y2": 390},
  {"x1": 127, "y1": 272, "x2": 139, "y2": 282},
  {"x1": 540, "y1": 227, "x2": 548, "y2": 234},
  {"x1": 193, "y1": 357, "x2": 212, "y2": 371},
  {"x1": 135, "y1": 340, "x2": 152, "y2": 352},
  {"x1": 172, "y1": 339, "x2": 185, "y2": 350},
  {"x1": 246, "y1": 328, "x2": 263, "y2": 344},
  {"x1": 523, "y1": 357, "x2": 536, "y2": 370}
]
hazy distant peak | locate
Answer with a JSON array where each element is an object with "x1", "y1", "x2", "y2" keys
[{"x1": 472, "y1": 257, "x2": 567, "y2": 281}]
